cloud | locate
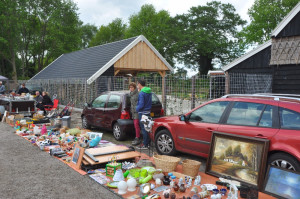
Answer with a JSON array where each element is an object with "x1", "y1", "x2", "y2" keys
[{"x1": 74, "y1": 0, "x2": 255, "y2": 27}]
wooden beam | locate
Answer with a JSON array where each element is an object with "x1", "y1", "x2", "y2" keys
[
  {"x1": 158, "y1": 71, "x2": 166, "y2": 77},
  {"x1": 114, "y1": 69, "x2": 120, "y2": 76}
]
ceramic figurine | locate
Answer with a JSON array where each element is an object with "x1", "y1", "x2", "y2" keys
[
  {"x1": 178, "y1": 177, "x2": 183, "y2": 186},
  {"x1": 173, "y1": 182, "x2": 179, "y2": 192},
  {"x1": 179, "y1": 184, "x2": 186, "y2": 193},
  {"x1": 163, "y1": 189, "x2": 171, "y2": 198},
  {"x1": 187, "y1": 178, "x2": 192, "y2": 188},
  {"x1": 170, "y1": 192, "x2": 176, "y2": 199},
  {"x1": 155, "y1": 178, "x2": 162, "y2": 186},
  {"x1": 163, "y1": 175, "x2": 171, "y2": 185},
  {"x1": 194, "y1": 175, "x2": 201, "y2": 186},
  {"x1": 227, "y1": 183, "x2": 238, "y2": 199},
  {"x1": 170, "y1": 179, "x2": 174, "y2": 187}
]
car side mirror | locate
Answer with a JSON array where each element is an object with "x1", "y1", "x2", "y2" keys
[
  {"x1": 84, "y1": 102, "x2": 90, "y2": 107},
  {"x1": 179, "y1": 114, "x2": 187, "y2": 122}
]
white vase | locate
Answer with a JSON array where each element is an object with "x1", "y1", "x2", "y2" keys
[
  {"x1": 118, "y1": 181, "x2": 128, "y2": 195},
  {"x1": 127, "y1": 178, "x2": 137, "y2": 192}
]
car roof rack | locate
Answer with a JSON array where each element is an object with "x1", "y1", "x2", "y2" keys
[{"x1": 221, "y1": 94, "x2": 300, "y2": 104}]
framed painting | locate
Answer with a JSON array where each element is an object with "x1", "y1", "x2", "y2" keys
[
  {"x1": 70, "y1": 143, "x2": 85, "y2": 169},
  {"x1": 263, "y1": 166, "x2": 300, "y2": 199},
  {"x1": 205, "y1": 131, "x2": 269, "y2": 190}
]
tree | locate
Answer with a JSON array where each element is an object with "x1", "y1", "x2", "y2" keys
[
  {"x1": 80, "y1": 23, "x2": 98, "y2": 48},
  {"x1": 233, "y1": 145, "x2": 241, "y2": 156},
  {"x1": 0, "y1": 0, "x2": 23, "y2": 82},
  {"x1": 126, "y1": 4, "x2": 175, "y2": 65},
  {"x1": 89, "y1": 18, "x2": 127, "y2": 47},
  {"x1": 225, "y1": 146, "x2": 233, "y2": 157},
  {"x1": 173, "y1": 1, "x2": 246, "y2": 75},
  {"x1": 241, "y1": 0, "x2": 300, "y2": 44}
]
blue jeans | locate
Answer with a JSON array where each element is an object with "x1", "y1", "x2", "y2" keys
[{"x1": 138, "y1": 113, "x2": 150, "y2": 146}]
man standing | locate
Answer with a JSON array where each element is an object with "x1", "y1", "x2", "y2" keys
[
  {"x1": 136, "y1": 79, "x2": 152, "y2": 149},
  {"x1": 0, "y1": 81, "x2": 5, "y2": 94},
  {"x1": 18, "y1": 83, "x2": 29, "y2": 95}
]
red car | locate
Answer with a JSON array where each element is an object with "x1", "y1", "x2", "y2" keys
[
  {"x1": 82, "y1": 91, "x2": 163, "y2": 141},
  {"x1": 151, "y1": 94, "x2": 300, "y2": 171}
]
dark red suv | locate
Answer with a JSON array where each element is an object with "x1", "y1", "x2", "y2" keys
[
  {"x1": 151, "y1": 94, "x2": 300, "y2": 171},
  {"x1": 81, "y1": 91, "x2": 163, "y2": 141}
]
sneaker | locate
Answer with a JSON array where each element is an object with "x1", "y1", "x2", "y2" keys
[
  {"x1": 132, "y1": 137, "x2": 141, "y2": 146},
  {"x1": 136, "y1": 144, "x2": 149, "y2": 150}
]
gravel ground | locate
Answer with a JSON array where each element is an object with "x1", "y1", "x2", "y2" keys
[
  {"x1": 0, "y1": 122, "x2": 122, "y2": 199},
  {"x1": 0, "y1": 110, "x2": 206, "y2": 199}
]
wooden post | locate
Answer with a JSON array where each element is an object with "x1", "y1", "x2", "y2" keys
[
  {"x1": 158, "y1": 71, "x2": 166, "y2": 115},
  {"x1": 225, "y1": 71, "x2": 230, "y2": 94},
  {"x1": 191, "y1": 76, "x2": 196, "y2": 109}
]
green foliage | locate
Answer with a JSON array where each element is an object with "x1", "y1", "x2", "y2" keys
[
  {"x1": 240, "y1": 0, "x2": 300, "y2": 44},
  {"x1": 225, "y1": 146, "x2": 233, "y2": 157},
  {"x1": 0, "y1": 0, "x2": 94, "y2": 80},
  {"x1": 126, "y1": 4, "x2": 175, "y2": 65},
  {"x1": 233, "y1": 145, "x2": 241, "y2": 156},
  {"x1": 173, "y1": 1, "x2": 246, "y2": 75},
  {"x1": 89, "y1": 18, "x2": 127, "y2": 47}
]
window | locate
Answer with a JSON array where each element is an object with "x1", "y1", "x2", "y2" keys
[
  {"x1": 189, "y1": 101, "x2": 229, "y2": 123},
  {"x1": 92, "y1": 94, "x2": 108, "y2": 108},
  {"x1": 280, "y1": 108, "x2": 300, "y2": 130},
  {"x1": 258, "y1": 105, "x2": 273, "y2": 128},
  {"x1": 107, "y1": 95, "x2": 121, "y2": 108},
  {"x1": 226, "y1": 102, "x2": 264, "y2": 126},
  {"x1": 152, "y1": 94, "x2": 160, "y2": 105}
]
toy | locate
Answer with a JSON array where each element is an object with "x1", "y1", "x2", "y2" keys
[
  {"x1": 194, "y1": 175, "x2": 201, "y2": 186},
  {"x1": 40, "y1": 124, "x2": 47, "y2": 135},
  {"x1": 88, "y1": 136, "x2": 101, "y2": 147}
]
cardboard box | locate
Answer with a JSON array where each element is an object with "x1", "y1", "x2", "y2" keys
[
  {"x1": 15, "y1": 114, "x2": 24, "y2": 119},
  {"x1": 6, "y1": 115, "x2": 15, "y2": 125}
]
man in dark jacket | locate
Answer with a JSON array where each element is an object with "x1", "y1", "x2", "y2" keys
[
  {"x1": 136, "y1": 79, "x2": 152, "y2": 149},
  {"x1": 18, "y1": 83, "x2": 29, "y2": 95}
]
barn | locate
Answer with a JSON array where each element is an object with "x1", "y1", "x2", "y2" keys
[
  {"x1": 31, "y1": 35, "x2": 173, "y2": 92},
  {"x1": 222, "y1": 2, "x2": 300, "y2": 94}
]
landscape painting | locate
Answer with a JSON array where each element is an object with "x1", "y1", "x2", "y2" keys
[
  {"x1": 206, "y1": 132, "x2": 269, "y2": 188},
  {"x1": 264, "y1": 166, "x2": 300, "y2": 199}
]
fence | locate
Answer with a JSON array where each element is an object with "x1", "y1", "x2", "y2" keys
[{"x1": 1, "y1": 72, "x2": 272, "y2": 115}]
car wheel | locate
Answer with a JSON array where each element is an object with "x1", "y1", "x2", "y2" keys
[
  {"x1": 113, "y1": 122, "x2": 126, "y2": 141},
  {"x1": 155, "y1": 129, "x2": 176, "y2": 156},
  {"x1": 268, "y1": 152, "x2": 300, "y2": 171},
  {"x1": 82, "y1": 116, "x2": 91, "y2": 129}
]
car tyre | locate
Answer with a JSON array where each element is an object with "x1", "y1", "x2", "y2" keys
[
  {"x1": 82, "y1": 116, "x2": 91, "y2": 129},
  {"x1": 268, "y1": 152, "x2": 300, "y2": 171},
  {"x1": 155, "y1": 129, "x2": 176, "y2": 156},
  {"x1": 113, "y1": 122, "x2": 126, "y2": 141}
]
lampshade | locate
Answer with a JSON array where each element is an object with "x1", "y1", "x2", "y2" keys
[{"x1": 113, "y1": 169, "x2": 124, "y2": 181}]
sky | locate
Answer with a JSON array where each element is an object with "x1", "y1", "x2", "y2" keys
[
  {"x1": 73, "y1": 0, "x2": 255, "y2": 27},
  {"x1": 73, "y1": 0, "x2": 255, "y2": 76}
]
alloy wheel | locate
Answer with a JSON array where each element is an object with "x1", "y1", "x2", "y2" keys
[
  {"x1": 270, "y1": 159, "x2": 296, "y2": 171},
  {"x1": 157, "y1": 134, "x2": 174, "y2": 154},
  {"x1": 113, "y1": 125, "x2": 121, "y2": 139}
]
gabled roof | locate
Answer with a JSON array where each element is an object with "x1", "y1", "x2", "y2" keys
[
  {"x1": 272, "y1": 2, "x2": 300, "y2": 37},
  {"x1": 31, "y1": 35, "x2": 173, "y2": 84},
  {"x1": 222, "y1": 40, "x2": 272, "y2": 71},
  {"x1": 222, "y1": 2, "x2": 300, "y2": 72},
  {"x1": 87, "y1": 35, "x2": 173, "y2": 84}
]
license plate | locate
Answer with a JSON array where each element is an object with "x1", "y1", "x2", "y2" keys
[{"x1": 150, "y1": 112, "x2": 154, "y2": 117}]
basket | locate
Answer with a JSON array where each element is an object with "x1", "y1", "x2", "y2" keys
[
  {"x1": 153, "y1": 153, "x2": 180, "y2": 172},
  {"x1": 182, "y1": 159, "x2": 201, "y2": 177}
]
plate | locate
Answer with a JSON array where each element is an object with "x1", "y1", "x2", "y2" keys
[
  {"x1": 201, "y1": 184, "x2": 217, "y2": 191},
  {"x1": 107, "y1": 181, "x2": 119, "y2": 188}
]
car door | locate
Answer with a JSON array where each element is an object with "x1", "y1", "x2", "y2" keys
[
  {"x1": 175, "y1": 101, "x2": 230, "y2": 155},
  {"x1": 219, "y1": 101, "x2": 280, "y2": 140},
  {"x1": 102, "y1": 94, "x2": 122, "y2": 129},
  {"x1": 91, "y1": 94, "x2": 108, "y2": 127},
  {"x1": 151, "y1": 94, "x2": 162, "y2": 118}
]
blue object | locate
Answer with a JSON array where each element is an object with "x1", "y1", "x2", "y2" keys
[
  {"x1": 171, "y1": 176, "x2": 176, "y2": 179},
  {"x1": 89, "y1": 136, "x2": 101, "y2": 147},
  {"x1": 168, "y1": 172, "x2": 173, "y2": 176}
]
